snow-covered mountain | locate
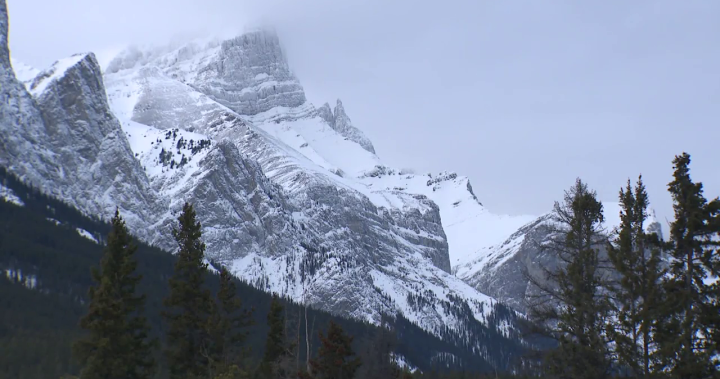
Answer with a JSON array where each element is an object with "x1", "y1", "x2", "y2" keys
[
  {"x1": 5, "y1": 0, "x2": 669, "y2": 366},
  {"x1": 1, "y1": 1, "x2": 530, "y2": 368},
  {"x1": 98, "y1": 31, "x2": 528, "y2": 340},
  {"x1": 455, "y1": 202, "x2": 664, "y2": 312}
]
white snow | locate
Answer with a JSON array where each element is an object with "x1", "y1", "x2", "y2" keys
[
  {"x1": 76, "y1": 228, "x2": 99, "y2": 243},
  {"x1": 4, "y1": 268, "x2": 38, "y2": 290},
  {"x1": 28, "y1": 53, "x2": 88, "y2": 97},
  {"x1": 357, "y1": 170, "x2": 535, "y2": 267},
  {"x1": 10, "y1": 58, "x2": 40, "y2": 86},
  {"x1": 99, "y1": 36, "x2": 529, "y2": 348},
  {"x1": 0, "y1": 184, "x2": 24, "y2": 206},
  {"x1": 391, "y1": 353, "x2": 418, "y2": 373}
]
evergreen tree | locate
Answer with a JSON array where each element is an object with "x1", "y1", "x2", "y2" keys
[
  {"x1": 258, "y1": 295, "x2": 295, "y2": 379},
  {"x1": 526, "y1": 178, "x2": 613, "y2": 379},
  {"x1": 163, "y1": 202, "x2": 214, "y2": 379},
  {"x1": 656, "y1": 153, "x2": 720, "y2": 378},
  {"x1": 607, "y1": 176, "x2": 665, "y2": 377},
  {"x1": 73, "y1": 209, "x2": 155, "y2": 379},
  {"x1": 356, "y1": 319, "x2": 399, "y2": 379},
  {"x1": 307, "y1": 321, "x2": 361, "y2": 379},
  {"x1": 207, "y1": 267, "x2": 254, "y2": 378}
]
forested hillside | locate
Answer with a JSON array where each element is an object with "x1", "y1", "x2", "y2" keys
[{"x1": 0, "y1": 166, "x2": 527, "y2": 379}]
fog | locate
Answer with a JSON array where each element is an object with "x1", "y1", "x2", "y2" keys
[{"x1": 8, "y1": 0, "x2": 720, "y2": 230}]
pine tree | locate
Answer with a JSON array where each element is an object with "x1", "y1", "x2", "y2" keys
[
  {"x1": 73, "y1": 209, "x2": 155, "y2": 379},
  {"x1": 526, "y1": 178, "x2": 613, "y2": 379},
  {"x1": 656, "y1": 153, "x2": 720, "y2": 378},
  {"x1": 307, "y1": 321, "x2": 361, "y2": 379},
  {"x1": 607, "y1": 176, "x2": 665, "y2": 377},
  {"x1": 258, "y1": 295, "x2": 295, "y2": 379},
  {"x1": 207, "y1": 267, "x2": 254, "y2": 378},
  {"x1": 163, "y1": 202, "x2": 214, "y2": 379}
]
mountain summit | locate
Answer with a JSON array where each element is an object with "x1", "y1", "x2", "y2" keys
[{"x1": 1, "y1": 2, "x2": 532, "y2": 367}]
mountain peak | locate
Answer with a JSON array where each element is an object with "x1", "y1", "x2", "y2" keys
[
  {"x1": 324, "y1": 98, "x2": 376, "y2": 155},
  {"x1": 10, "y1": 58, "x2": 40, "y2": 85},
  {"x1": 28, "y1": 53, "x2": 94, "y2": 97}
]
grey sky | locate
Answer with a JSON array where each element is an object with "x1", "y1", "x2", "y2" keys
[{"x1": 7, "y1": 0, "x2": 720, "y2": 231}]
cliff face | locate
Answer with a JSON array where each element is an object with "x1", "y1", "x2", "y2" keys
[
  {"x1": 4, "y1": 0, "x2": 527, "y2": 365},
  {"x1": 456, "y1": 204, "x2": 664, "y2": 313}
]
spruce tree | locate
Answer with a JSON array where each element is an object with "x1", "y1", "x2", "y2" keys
[
  {"x1": 656, "y1": 153, "x2": 720, "y2": 378},
  {"x1": 163, "y1": 202, "x2": 214, "y2": 379},
  {"x1": 73, "y1": 209, "x2": 155, "y2": 379},
  {"x1": 207, "y1": 267, "x2": 254, "y2": 378},
  {"x1": 526, "y1": 178, "x2": 613, "y2": 379},
  {"x1": 258, "y1": 295, "x2": 295, "y2": 379},
  {"x1": 607, "y1": 176, "x2": 665, "y2": 377},
  {"x1": 356, "y1": 320, "x2": 399, "y2": 379},
  {"x1": 307, "y1": 321, "x2": 361, "y2": 379}
]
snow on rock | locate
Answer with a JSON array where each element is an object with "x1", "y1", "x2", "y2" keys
[
  {"x1": 4, "y1": 268, "x2": 38, "y2": 290},
  {"x1": 0, "y1": 183, "x2": 23, "y2": 206},
  {"x1": 76, "y1": 228, "x2": 99, "y2": 243},
  {"x1": 99, "y1": 30, "x2": 532, "y2": 355},
  {"x1": 357, "y1": 168, "x2": 535, "y2": 268},
  {"x1": 456, "y1": 200, "x2": 664, "y2": 312},
  {"x1": 10, "y1": 57, "x2": 39, "y2": 87},
  {"x1": 1, "y1": 48, "x2": 161, "y2": 243},
  {"x1": 316, "y1": 100, "x2": 376, "y2": 154},
  {"x1": 392, "y1": 353, "x2": 419, "y2": 373},
  {"x1": 2, "y1": 12, "x2": 530, "y2": 364},
  {"x1": 27, "y1": 53, "x2": 88, "y2": 97}
]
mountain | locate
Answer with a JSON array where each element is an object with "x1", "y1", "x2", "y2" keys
[
  {"x1": 455, "y1": 202, "x2": 664, "y2": 312},
  {"x1": 1, "y1": 0, "x2": 532, "y2": 369},
  {"x1": 1, "y1": 166, "x2": 520, "y2": 377}
]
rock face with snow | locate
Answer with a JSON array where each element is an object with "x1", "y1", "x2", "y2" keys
[
  {"x1": 112, "y1": 31, "x2": 528, "y2": 358},
  {"x1": 318, "y1": 100, "x2": 376, "y2": 154},
  {"x1": 31, "y1": 53, "x2": 161, "y2": 233},
  {"x1": 0, "y1": 0, "x2": 51, "y2": 189},
  {"x1": 1, "y1": 47, "x2": 160, "y2": 236},
  {"x1": 455, "y1": 203, "x2": 664, "y2": 313},
  {"x1": 10, "y1": 58, "x2": 39, "y2": 86},
  {"x1": 4, "y1": 2, "x2": 530, "y2": 367}
]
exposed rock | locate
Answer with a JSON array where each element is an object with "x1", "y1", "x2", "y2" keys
[
  {"x1": 457, "y1": 204, "x2": 664, "y2": 313},
  {"x1": 190, "y1": 30, "x2": 306, "y2": 116}
]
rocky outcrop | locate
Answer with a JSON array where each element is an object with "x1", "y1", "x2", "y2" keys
[
  {"x1": 317, "y1": 100, "x2": 376, "y2": 154},
  {"x1": 190, "y1": 30, "x2": 306, "y2": 116},
  {"x1": 0, "y1": 1, "x2": 54, "y2": 189},
  {"x1": 2, "y1": 12, "x2": 155, "y2": 229},
  {"x1": 30, "y1": 53, "x2": 160, "y2": 231},
  {"x1": 457, "y1": 205, "x2": 664, "y2": 313},
  {"x1": 5, "y1": 6, "x2": 528, "y2": 364}
]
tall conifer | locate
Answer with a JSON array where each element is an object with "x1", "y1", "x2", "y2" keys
[
  {"x1": 527, "y1": 178, "x2": 613, "y2": 379},
  {"x1": 258, "y1": 295, "x2": 295, "y2": 379},
  {"x1": 207, "y1": 267, "x2": 254, "y2": 378},
  {"x1": 307, "y1": 321, "x2": 361, "y2": 379},
  {"x1": 163, "y1": 202, "x2": 214, "y2": 379},
  {"x1": 607, "y1": 176, "x2": 664, "y2": 377},
  {"x1": 73, "y1": 209, "x2": 155, "y2": 379},
  {"x1": 656, "y1": 153, "x2": 720, "y2": 378}
]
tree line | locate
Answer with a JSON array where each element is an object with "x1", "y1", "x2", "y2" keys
[
  {"x1": 66, "y1": 202, "x2": 416, "y2": 379},
  {"x1": 0, "y1": 165, "x2": 526, "y2": 379},
  {"x1": 525, "y1": 152, "x2": 719, "y2": 379}
]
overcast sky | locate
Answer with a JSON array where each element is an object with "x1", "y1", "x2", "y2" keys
[{"x1": 7, "y1": 0, "x2": 720, "y2": 231}]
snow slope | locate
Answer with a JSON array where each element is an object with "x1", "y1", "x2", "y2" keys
[
  {"x1": 9, "y1": 57, "x2": 39, "y2": 86},
  {"x1": 97, "y1": 33, "x2": 529, "y2": 359},
  {"x1": 0, "y1": 183, "x2": 23, "y2": 206},
  {"x1": 27, "y1": 54, "x2": 88, "y2": 96}
]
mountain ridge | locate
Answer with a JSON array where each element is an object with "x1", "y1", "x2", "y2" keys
[{"x1": 1, "y1": 1, "x2": 533, "y2": 366}]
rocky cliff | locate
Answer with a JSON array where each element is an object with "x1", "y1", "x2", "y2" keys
[{"x1": 2, "y1": 1, "x2": 530, "y2": 366}]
